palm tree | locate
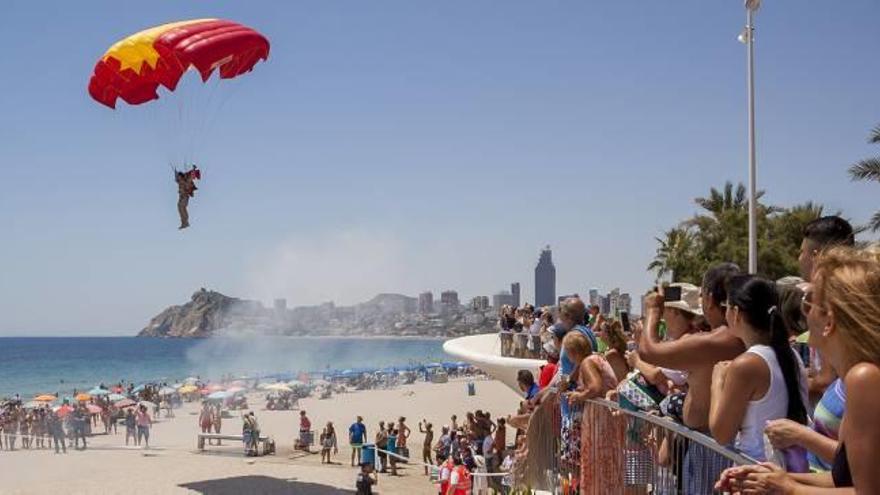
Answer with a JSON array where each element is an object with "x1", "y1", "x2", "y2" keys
[
  {"x1": 647, "y1": 227, "x2": 695, "y2": 282},
  {"x1": 848, "y1": 125, "x2": 880, "y2": 231},
  {"x1": 695, "y1": 181, "x2": 748, "y2": 215}
]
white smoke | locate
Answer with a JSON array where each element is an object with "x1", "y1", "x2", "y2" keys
[{"x1": 244, "y1": 228, "x2": 418, "y2": 307}]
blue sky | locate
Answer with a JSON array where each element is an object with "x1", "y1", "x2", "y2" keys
[{"x1": 1, "y1": 1, "x2": 878, "y2": 335}]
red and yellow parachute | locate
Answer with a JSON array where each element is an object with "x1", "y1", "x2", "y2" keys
[{"x1": 88, "y1": 19, "x2": 270, "y2": 109}]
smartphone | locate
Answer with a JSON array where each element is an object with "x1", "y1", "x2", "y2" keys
[
  {"x1": 664, "y1": 286, "x2": 682, "y2": 302},
  {"x1": 620, "y1": 311, "x2": 631, "y2": 335}
]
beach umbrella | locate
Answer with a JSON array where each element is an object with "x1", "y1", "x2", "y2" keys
[
  {"x1": 131, "y1": 384, "x2": 146, "y2": 393},
  {"x1": 286, "y1": 380, "x2": 304, "y2": 387},
  {"x1": 184, "y1": 377, "x2": 199, "y2": 384},
  {"x1": 88, "y1": 387, "x2": 110, "y2": 396},
  {"x1": 138, "y1": 400, "x2": 156, "y2": 409},
  {"x1": 108, "y1": 393, "x2": 127, "y2": 402},
  {"x1": 206, "y1": 391, "x2": 228, "y2": 401},
  {"x1": 86, "y1": 404, "x2": 103, "y2": 414},
  {"x1": 206, "y1": 383, "x2": 225, "y2": 392},
  {"x1": 257, "y1": 383, "x2": 275, "y2": 390},
  {"x1": 158, "y1": 387, "x2": 177, "y2": 396},
  {"x1": 265, "y1": 383, "x2": 291, "y2": 392},
  {"x1": 24, "y1": 401, "x2": 42, "y2": 409},
  {"x1": 75, "y1": 393, "x2": 92, "y2": 402},
  {"x1": 225, "y1": 386, "x2": 245, "y2": 394},
  {"x1": 34, "y1": 394, "x2": 57, "y2": 403},
  {"x1": 55, "y1": 404, "x2": 73, "y2": 417},
  {"x1": 178, "y1": 385, "x2": 198, "y2": 394},
  {"x1": 114, "y1": 398, "x2": 136, "y2": 408}
]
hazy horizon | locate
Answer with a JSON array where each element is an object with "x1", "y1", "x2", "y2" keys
[{"x1": 2, "y1": 1, "x2": 878, "y2": 336}]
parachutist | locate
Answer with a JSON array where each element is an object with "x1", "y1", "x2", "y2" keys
[{"x1": 175, "y1": 169, "x2": 197, "y2": 229}]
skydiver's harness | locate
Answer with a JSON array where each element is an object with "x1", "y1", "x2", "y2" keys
[{"x1": 171, "y1": 164, "x2": 200, "y2": 196}]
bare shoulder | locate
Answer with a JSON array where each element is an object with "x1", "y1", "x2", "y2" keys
[
  {"x1": 845, "y1": 363, "x2": 880, "y2": 397},
  {"x1": 729, "y1": 352, "x2": 767, "y2": 379}
]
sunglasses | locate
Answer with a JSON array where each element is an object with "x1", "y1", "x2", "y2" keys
[{"x1": 801, "y1": 291, "x2": 817, "y2": 317}]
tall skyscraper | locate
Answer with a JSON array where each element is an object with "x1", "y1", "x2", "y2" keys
[
  {"x1": 418, "y1": 292, "x2": 434, "y2": 314},
  {"x1": 588, "y1": 288, "x2": 600, "y2": 308},
  {"x1": 534, "y1": 246, "x2": 556, "y2": 307},
  {"x1": 619, "y1": 293, "x2": 632, "y2": 315},
  {"x1": 609, "y1": 288, "x2": 621, "y2": 316},
  {"x1": 510, "y1": 283, "x2": 521, "y2": 308},
  {"x1": 440, "y1": 290, "x2": 460, "y2": 308},
  {"x1": 492, "y1": 291, "x2": 516, "y2": 311}
]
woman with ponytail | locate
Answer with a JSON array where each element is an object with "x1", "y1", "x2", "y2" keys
[{"x1": 708, "y1": 275, "x2": 808, "y2": 461}]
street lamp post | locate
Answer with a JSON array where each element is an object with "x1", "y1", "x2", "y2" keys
[{"x1": 742, "y1": 0, "x2": 761, "y2": 274}]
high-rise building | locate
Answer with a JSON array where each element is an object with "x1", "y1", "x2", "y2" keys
[
  {"x1": 619, "y1": 293, "x2": 632, "y2": 315},
  {"x1": 588, "y1": 288, "x2": 600, "y2": 308},
  {"x1": 493, "y1": 291, "x2": 516, "y2": 311},
  {"x1": 557, "y1": 293, "x2": 579, "y2": 305},
  {"x1": 601, "y1": 296, "x2": 611, "y2": 315},
  {"x1": 534, "y1": 246, "x2": 556, "y2": 307},
  {"x1": 440, "y1": 290, "x2": 460, "y2": 308},
  {"x1": 609, "y1": 288, "x2": 621, "y2": 316},
  {"x1": 596, "y1": 295, "x2": 606, "y2": 315},
  {"x1": 273, "y1": 298, "x2": 287, "y2": 312},
  {"x1": 418, "y1": 292, "x2": 434, "y2": 314},
  {"x1": 471, "y1": 296, "x2": 490, "y2": 311},
  {"x1": 511, "y1": 283, "x2": 521, "y2": 308}
]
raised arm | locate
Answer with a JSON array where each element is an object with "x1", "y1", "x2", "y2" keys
[{"x1": 638, "y1": 293, "x2": 743, "y2": 370}]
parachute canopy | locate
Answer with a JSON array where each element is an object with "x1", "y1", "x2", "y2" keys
[{"x1": 88, "y1": 18, "x2": 270, "y2": 109}]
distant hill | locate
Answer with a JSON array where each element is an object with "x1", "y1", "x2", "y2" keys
[{"x1": 137, "y1": 289, "x2": 496, "y2": 338}]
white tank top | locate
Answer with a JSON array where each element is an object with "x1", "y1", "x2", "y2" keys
[{"x1": 736, "y1": 344, "x2": 790, "y2": 461}]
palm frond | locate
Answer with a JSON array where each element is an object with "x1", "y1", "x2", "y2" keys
[
  {"x1": 848, "y1": 158, "x2": 880, "y2": 182},
  {"x1": 870, "y1": 210, "x2": 880, "y2": 232},
  {"x1": 869, "y1": 125, "x2": 880, "y2": 144}
]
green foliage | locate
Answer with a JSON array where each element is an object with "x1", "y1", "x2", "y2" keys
[
  {"x1": 648, "y1": 181, "x2": 824, "y2": 283},
  {"x1": 848, "y1": 124, "x2": 880, "y2": 231}
]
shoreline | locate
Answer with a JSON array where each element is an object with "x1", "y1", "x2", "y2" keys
[{"x1": 1, "y1": 335, "x2": 456, "y2": 341}]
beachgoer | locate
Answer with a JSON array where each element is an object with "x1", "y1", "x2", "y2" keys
[
  {"x1": 135, "y1": 405, "x2": 152, "y2": 448},
  {"x1": 438, "y1": 455, "x2": 455, "y2": 495},
  {"x1": 243, "y1": 412, "x2": 260, "y2": 456},
  {"x1": 48, "y1": 410, "x2": 66, "y2": 454},
  {"x1": 419, "y1": 420, "x2": 434, "y2": 475},
  {"x1": 375, "y1": 421, "x2": 387, "y2": 472},
  {"x1": 356, "y1": 462, "x2": 378, "y2": 495},
  {"x1": 386, "y1": 425, "x2": 398, "y2": 476},
  {"x1": 212, "y1": 404, "x2": 222, "y2": 445},
  {"x1": 349, "y1": 416, "x2": 367, "y2": 466},
  {"x1": 396, "y1": 417, "x2": 410, "y2": 457},
  {"x1": 435, "y1": 425, "x2": 451, "y2": 462},
  {"x1": 73, "y1": 405, "x2": 88, "y2": 450},
  {"x1": 321, "y1": 422, "x2": 338, "y2": 464},
  {"x1": 199, "y1": 404, "x2": 213, "y2": 445},
  {"x1": 124, "y1": 408, "x2": 136, "y2": 446},
  {"x1": 297, "y1": 410, "x2": 313, "y2": 452}
]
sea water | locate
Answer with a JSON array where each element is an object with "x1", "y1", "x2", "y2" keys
[{"x1": 0, "y1": 337, "x2": 445, "y2": 397}]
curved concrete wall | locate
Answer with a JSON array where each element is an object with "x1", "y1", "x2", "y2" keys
[{"x1": 443, "y1": 334, "x2": 544, "y2": 393}]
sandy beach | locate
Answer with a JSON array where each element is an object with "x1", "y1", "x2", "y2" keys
[{"x1": 0, "y1": 378, "x2": 520, "y2": 495}]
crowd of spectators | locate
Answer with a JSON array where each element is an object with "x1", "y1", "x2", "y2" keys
[{"x1": 496, "y1": 216, "x2": 880, "y2": 494}]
